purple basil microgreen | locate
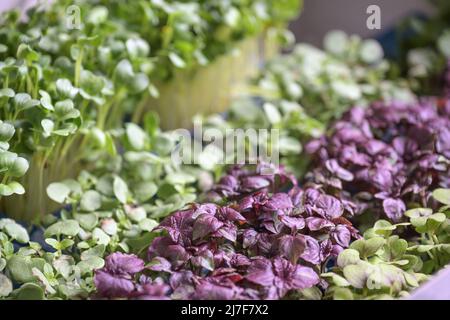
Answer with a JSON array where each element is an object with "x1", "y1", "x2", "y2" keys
[
  {"x1": 94, "y1": 163, "x2": 359, "y2": 300},
  {"x1": 306, "y1": 99, "x2": 450, "y2": 222}
]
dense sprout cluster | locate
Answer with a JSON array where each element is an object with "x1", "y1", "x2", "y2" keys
[
  {"x1": 323, "y1": 188, "x2": 450, "y2": 299},
  {"x1": 43, "y1": 116, "x2": 203, "y2": 256},
  {"x1": 0, "y1": 219, "x2": 29, "y2": 298},
  {"x1": 94, "y1": 166, "x2": 360, "y2": 300},
  {"x1": 0, "y1": 121, "x2": 28, "y2": 197},
  {"x1": 198, "y1": 97, "x2": 324, "y2": 177},
  {"x1": 306, "y1": 98, "x2": 450, "y2": 222},
  {"x1": 0, "y1": 0, "x2": 301, "y2": 220},
  {"x1": 256, "y1": 31, "x2": 414, "y2": 124},
  {"x1": 323, "y1": 221, "x2": 428, "y2": 300}
]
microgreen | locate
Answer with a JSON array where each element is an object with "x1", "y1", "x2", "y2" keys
[
  {"x1": 323, "y1": 188, "x2": 450, "y2": 300},
  {"x1": 0, "y1": 0, "x2": 301, "y2": 221},
  {"x1": 306, "y1": 98, "x2": 450, "y2": 222}
]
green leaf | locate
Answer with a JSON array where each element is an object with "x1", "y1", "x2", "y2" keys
[
  {"x1": 52, "y1": 255, "x2": 75, "y2": 279},
  {"x1": 104, "y1": 132, "x2": 117, "y2": 156},
  {"x1": 0, "y1": 184, "x2": 13, "y2": 196},
  {"x1": 408, "y1": 244, "x2": 435, "y2": 253},
  {"x1": 45, "y1": 238, "x2": 60, "y2": 250},
  {"x1": 39, "y1": 90, "x2": 54, "y2": 111},
  {"x1": 337, "y1": 249, "x2": 360, "y2": 268},
  {"x1": 7, "y1": 256, "x2": 35, "y2": 283},
  {"x1": 115, "y1": 59, "x2": 134, "y2": 82},
  {"x1": 126, "y1": 206, "x2": 147, "y2": 222},
  {"x1": 363, "y1": 237, "x2": 386, "y2": 257},
  {"x1": 126, "y1": 38, "x2": 150, "y2": 58},
  {"x1": 389, "y1": 238, "x2": 408, "y2": 259},
  {"x1": 323, "y1": 30, "x2": 349, "y2": 55},
  {"x1": 405, "y1": 207, "x2": 433, "y2": 218},
  {"x1": 403, "y1": 272, "x2": 419, "y2": 287},
  {"x1": 8, "y1": 157, "x2": 29, "y2": 177},
  {"x1": 7, "y1": 181, "x2": 25, "y2": 195},
  {"x1": 56, "y1": 79, "x2": 78, "y2": 99},
  {"x1": 55, "y1": 100, "x2": 79, "y2": 120},
  {"x1": 15, "y1": 283, "x2": 44, "y2": 300},
  {"x1": 0, "y1": 88, "x2": 14, "y2": 98},
  {"x1": 113, "y1": 176, "x2": 129, "y2": 204},
  {"x1": 17, "y1": 44, "x2": 39, "y2": 62},
  {"x1": 74, "y1": 213, "x2": 98, "y2": 231},
  {"x1": 168, "y1": 52, "x2": 186, "y2": 68},
  {"x1": 372, "y1": 219, "x2": 396, "y2": 237},
  {"x1": 130, "y1": 73, "x2": 149, "y2": 93},
  {"x1": 0, "y1": 151, "x2": 17, "y2": 169},
  {"x1": 410, "y1": 216, "x2": 428, "y2": 230},
  {"x1": 46, "y1": 182, "x2": 71, "y2": 203},
  {"x1": 333, "y1": 287, "x2": 354, "y2": 300},
  {"x1": 402, "y1": 254, "x2": 422, "y2": 271},
  {"x1": 0, "y1": 273, "x2": 13, "y2": 297},
  {"x1": 60, "y1": 238, "x2": 75, "y2": 249},
  {"x1": 0, "y1": 258, "x2": 6, "y2": 272},
  {"x1": 126, "y1": 123, "x2": 147, "y2": 150},
  {"x1": 126, "y1": 231, "x2": 157, "y2": 253},
  {"x1": 165, "y1": 171, "x2": 196, "y2": 185},
  {"x1": 32, "y1": 267, "x2": 56, "y2": 294},
  {"x1": 79, "y1": 70, "x2": 105, "y2": 97},
  {"x1": 139, "y1": 218, "x2": 158, "y2": 232},
  {"x1": 101, "y1": 218, "x2": 117, "y2": 235},
  {"x1": 92, "y1": 228, "x2": 110, "y2": 246},
  {"x1": 81, "y1": 244, "x2": 106, "y2": 260},
  {"x1": 426, "y1": 213, "x2": 446, "y2": 231},
  {"x1": 0, "y1": 121, "x2": 15, "y2": 142},
  {"x1": 432, "y1": 188, "x2": 450, "y2": 205},
  {"x1": 342, "y1": 263, "x2": 369, "y2": 289},
  {"x1": 41, "y1": 119, "x2": 54, "y2": 137},
  {"x1": 80, "y1": 190, "x2": 102, "y2": 212},
  {"x1": 14, "y1": 93, "x2": 39, "y2": 111},
  {"x1": 360, "y1": 39, "x2": 383, "y2": 64},
  {"x1": 133, "y1": 181, "x2": 157, "y2": 202},
  {"x1": 89, "y1": 128, "x2": 107, "y2": 148},
  {"x1": 87, "y1": 6, "x2": 108, "y2": 25},
  {"x1": 3, "y1": 220, "x2": 29, "y2": 243},
  {"x1": 278, "y1": 136, "x2": 302, "y2": 155},
  {"x1": 144, "y1": 111, "x2": 160, "y2": 136},
  {"x1": 44, "y1": 220, "x2": 81, "y2": 237},
  {"x1": 77, "y1": 256, "x2": 104, "y2": 274},
  {"x1": 263, "y1": 102, "x2": 282, "y2": 124},
  {"x1": 322, "y1": 272, "x2": 351, "y2": 287}
]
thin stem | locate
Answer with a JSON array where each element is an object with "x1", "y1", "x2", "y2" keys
[
  {"x1": 1, "y1": 174, "x2": 8, "y2": 185},
  {"x1": 74, "y1": 47, "x2": 84, "y2": 88},
  {"x1": 131, "y1": 92, "x2": 149, "y2": 124},
  {"x1": 98, "y1": 88, "x2": 126, "y2": 130}
]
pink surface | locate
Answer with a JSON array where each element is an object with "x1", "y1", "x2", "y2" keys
[{"x1": 409, "y1": 267, "x2": 450, "y2": 300}]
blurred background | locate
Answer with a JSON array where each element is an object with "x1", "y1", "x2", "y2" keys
[
  {"x1": 0, "y1": 0, "x2": 434, "y2": 46},
  {"x1": 291, "y1": 0, "x2": 433, "y2": 45}
]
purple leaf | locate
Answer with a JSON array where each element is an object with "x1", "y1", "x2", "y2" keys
[
  {"x1": 383, "y1": 198, "x2": 406, "y2": 221},
  {"x1": 192, "y1": 214, "x2": 223, "y2": 240}
]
